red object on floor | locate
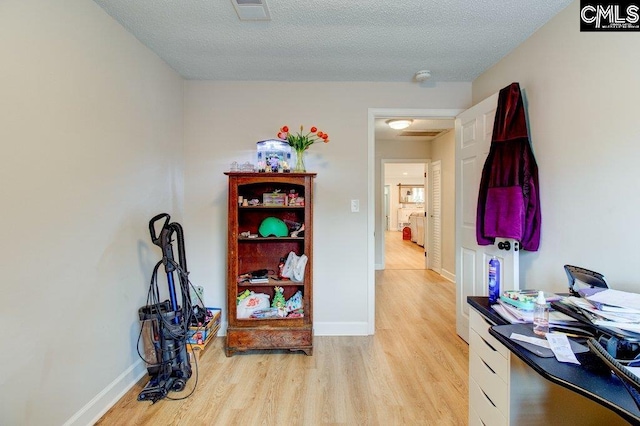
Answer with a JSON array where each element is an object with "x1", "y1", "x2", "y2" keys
[{"x1": 402, "y1": 227, "x2": 411, "y2": 240}]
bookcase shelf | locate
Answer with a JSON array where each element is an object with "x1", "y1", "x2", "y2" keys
[{"x1": 224, "y1": 172, "x2": 315, "y2": 356}]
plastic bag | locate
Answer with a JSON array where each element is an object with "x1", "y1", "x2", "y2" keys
[
  {"x1": 281, "y1": 251, "x2": 308, "y2": 282},
  {"x1": 237, "y1": 292, "x2": 270, "y2": 318}
]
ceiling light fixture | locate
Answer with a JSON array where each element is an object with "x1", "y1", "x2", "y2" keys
[{"x1": 386, "y1": 119, "x2": 413, "y2": 130}]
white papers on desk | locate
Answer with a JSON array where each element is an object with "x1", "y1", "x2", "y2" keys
[
  {"x1": 567, "y1": 296, "x2": 640, "y2": 323},
  {"x1": 567, "y1": 289, "x2": 640, "y2": 334},
  {"x1": 510, "y1": 332, "x2": 550, "y2": 348},
  {"x1": 591, "y1": 321, "x2": 640, "y2": 333},
  {"x1": 493, "y1": 301, "x2": 530, "y2": 323},
  {"x1": 493, "y1": 300, "x2": 577, "y2": 325},
  {"x1": 546, "y1": 333, "x2": 581, "y2": 365},
  {"x1": 586, "y1": 289, "x2": 640, "y2": 312}
]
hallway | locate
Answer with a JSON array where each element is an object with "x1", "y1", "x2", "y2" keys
[{"x1": 384, "y1": 230, "x2": 425, "y2": 270}]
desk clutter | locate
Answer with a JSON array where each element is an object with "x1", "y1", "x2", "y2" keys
[
  {"x1": 493, "y1": 323, "x2": 589, "y2": 358},
  {"x1": 558, "y1": 289, "x2": 640, "y2": 334},
  {"x1": 469, "y1": 297, "x2": 640, "y2": 424},
  {"x1": 492, "y1": 287, "x2": 640, "y2": 379},
  {"x1": 552, "y1": 288, "x2": 640, "y2": 363},
  {"x1": 491, "y1": 290, "x2": 575, "y2": 326}
]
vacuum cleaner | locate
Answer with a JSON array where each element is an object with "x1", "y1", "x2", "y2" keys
[{"x1": 137, "y1": 213, "x2": 194, "y2": 403}]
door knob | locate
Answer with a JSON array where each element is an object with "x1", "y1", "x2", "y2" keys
[{"x1": 498, "y1": 241, "x2": 511, "y2": 251}]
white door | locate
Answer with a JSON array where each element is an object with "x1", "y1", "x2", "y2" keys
[
  {"x1": 423, "y1": 163, "x2": 430, "y2": 268},
  {"x1": 384, "y1": 185, "x2": 390, "y2": 231},
  {"x1": 455, "y1": 93, "x2": 520, "y2": 342},
  {"x1": 429, "y1": 161, "x2": 442, "y2": 273}
]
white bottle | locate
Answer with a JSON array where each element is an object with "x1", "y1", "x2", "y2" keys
[{"x1": 533, "y1": 290, "x2": 549, "y2": 336}]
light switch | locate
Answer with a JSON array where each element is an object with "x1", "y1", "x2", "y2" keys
[{"x1": 351, "y1": 199, "x2": 359, "y2": 213}]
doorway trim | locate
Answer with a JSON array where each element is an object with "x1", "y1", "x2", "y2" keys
[{"x1": 367, "y1": 108, "x2": 464, "y2": 335}]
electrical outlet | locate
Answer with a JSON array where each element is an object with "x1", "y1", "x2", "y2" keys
[
  {"x1": 190, "y1": 285, "x2": 204, "y2": 306},
  {"x1": 351, "y1": 199, "x2": 359, "y2": 213}
]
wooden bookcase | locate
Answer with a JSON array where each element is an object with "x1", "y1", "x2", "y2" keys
[{"x1": 224, "y1": 172, "x2": 315, "y2": 356}]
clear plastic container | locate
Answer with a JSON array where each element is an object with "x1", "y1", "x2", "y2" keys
[
  {"x1": 256, "y1": 139, "x2": 292, "y2": 172},
  {"x1": 533, "y1": 290, "x2": 549, "y2": 336}
]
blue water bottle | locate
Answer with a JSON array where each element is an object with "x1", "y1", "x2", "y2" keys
[{"x1": 488, "y1": 256, "x2": 501, "y2": 304}]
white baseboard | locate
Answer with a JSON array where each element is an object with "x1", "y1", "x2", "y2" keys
[
  {"x1": 314, "y1": 321, "x2": 370, "y2": 336},
  {"x1": 64, "y1": 359, "x2": 147, "y2": 426},
  {"x1": 440, "y1": 268, "x2": 455, "y2": 283}
]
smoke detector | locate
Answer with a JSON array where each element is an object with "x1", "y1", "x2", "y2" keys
[
  {"x1": 414, "y1": 70, "x2": 431, "y2": 82},
  {"x1": 232, "y1": 0, "x2": 271, "y2": 21}
]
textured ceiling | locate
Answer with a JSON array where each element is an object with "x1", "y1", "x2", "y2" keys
[{"x1": 93, "y1": 0, "x2": 572, "y2": 82}]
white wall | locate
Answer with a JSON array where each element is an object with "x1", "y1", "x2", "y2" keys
[
  {"x1": 183, "y1": 81, "x2": 470, "y2": 335},
  {"x1": 0, "y1": 1, "x2": 184, "y2": 425},
  {"x1": 473, "y1": 0, "x2": 640, "y2": 292}
]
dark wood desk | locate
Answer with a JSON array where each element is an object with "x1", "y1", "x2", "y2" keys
[{"x1": 468, "y1": 296, "x2": 640, "y2": 425}]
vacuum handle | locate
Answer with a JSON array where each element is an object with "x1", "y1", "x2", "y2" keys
[{"x1": 149, "y1": 213, "x2": 171, "y2": 247}]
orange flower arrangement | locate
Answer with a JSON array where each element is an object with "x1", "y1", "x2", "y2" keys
[{"x1": 277, "y1": 125, "x2": 330, "y2": 152}]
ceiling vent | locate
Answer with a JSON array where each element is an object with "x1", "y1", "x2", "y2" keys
[
  {"x1": 232, "y1": 0, "x2": 271, "y2": 21},
  {"x1": 399, "y1": 130, "x2": 447, "y2": 138}
]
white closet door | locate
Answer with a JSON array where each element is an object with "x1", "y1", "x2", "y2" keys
[{"x1": 429, "y1": 161, "x2": 442, "y2": 273}]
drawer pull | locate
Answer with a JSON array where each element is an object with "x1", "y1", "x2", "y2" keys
[
  {"x1": 481, "y1": 389, "x2": 497, "y2": 408},
  {"x1": 481, "y1": 359, "x2": 496, "y2": 374},
  {"x1": 481, "y1": 336, "x2": 497, "y2": 352}
]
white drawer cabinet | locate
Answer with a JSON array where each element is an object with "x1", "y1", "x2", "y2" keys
[
  {"x1": 469, "y1": 308, "x2": 510, "y2": 425},
  {"x1": 468, "y1": 305, "x2": 628, "y2": 425},
  {"x1": 469, "y1": 377, "x2": 507, "y2": 426}
]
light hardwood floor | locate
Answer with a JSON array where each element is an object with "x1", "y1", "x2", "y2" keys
[
  {"x1": 97, "y1": 255, "x2": 468, "y2": 425},
  {"x1": 384, "y1": 230, "x2": 425, "y2": 270}
]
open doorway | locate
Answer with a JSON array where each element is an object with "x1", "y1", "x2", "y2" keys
[
  {"x1": 382, "y1": 161, "x2": 427, "y2": 270},
  {"x1": 366, "y1": 108, "x2": 462, "y2": 334}
]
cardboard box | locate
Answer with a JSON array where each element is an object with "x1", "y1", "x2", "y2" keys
[{"x1": 263, "y1": 192, "x2": 287, "y2": 206}]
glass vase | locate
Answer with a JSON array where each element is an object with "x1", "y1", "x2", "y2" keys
[{"x1": 293, "y1": 149, "x2": 306, "y2": 172}]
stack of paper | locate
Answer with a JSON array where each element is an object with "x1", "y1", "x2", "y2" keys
[
  {"x1": 493, "y1": 297, "x2": 577, "y2": 325},
  {"x1": 566, "y1": 289, "x2": 640, "y2": 334}
]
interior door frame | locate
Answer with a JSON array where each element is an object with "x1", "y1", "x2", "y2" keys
[{"x1": 367, "y1": 108, "x2": 464, "y2": 334}]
